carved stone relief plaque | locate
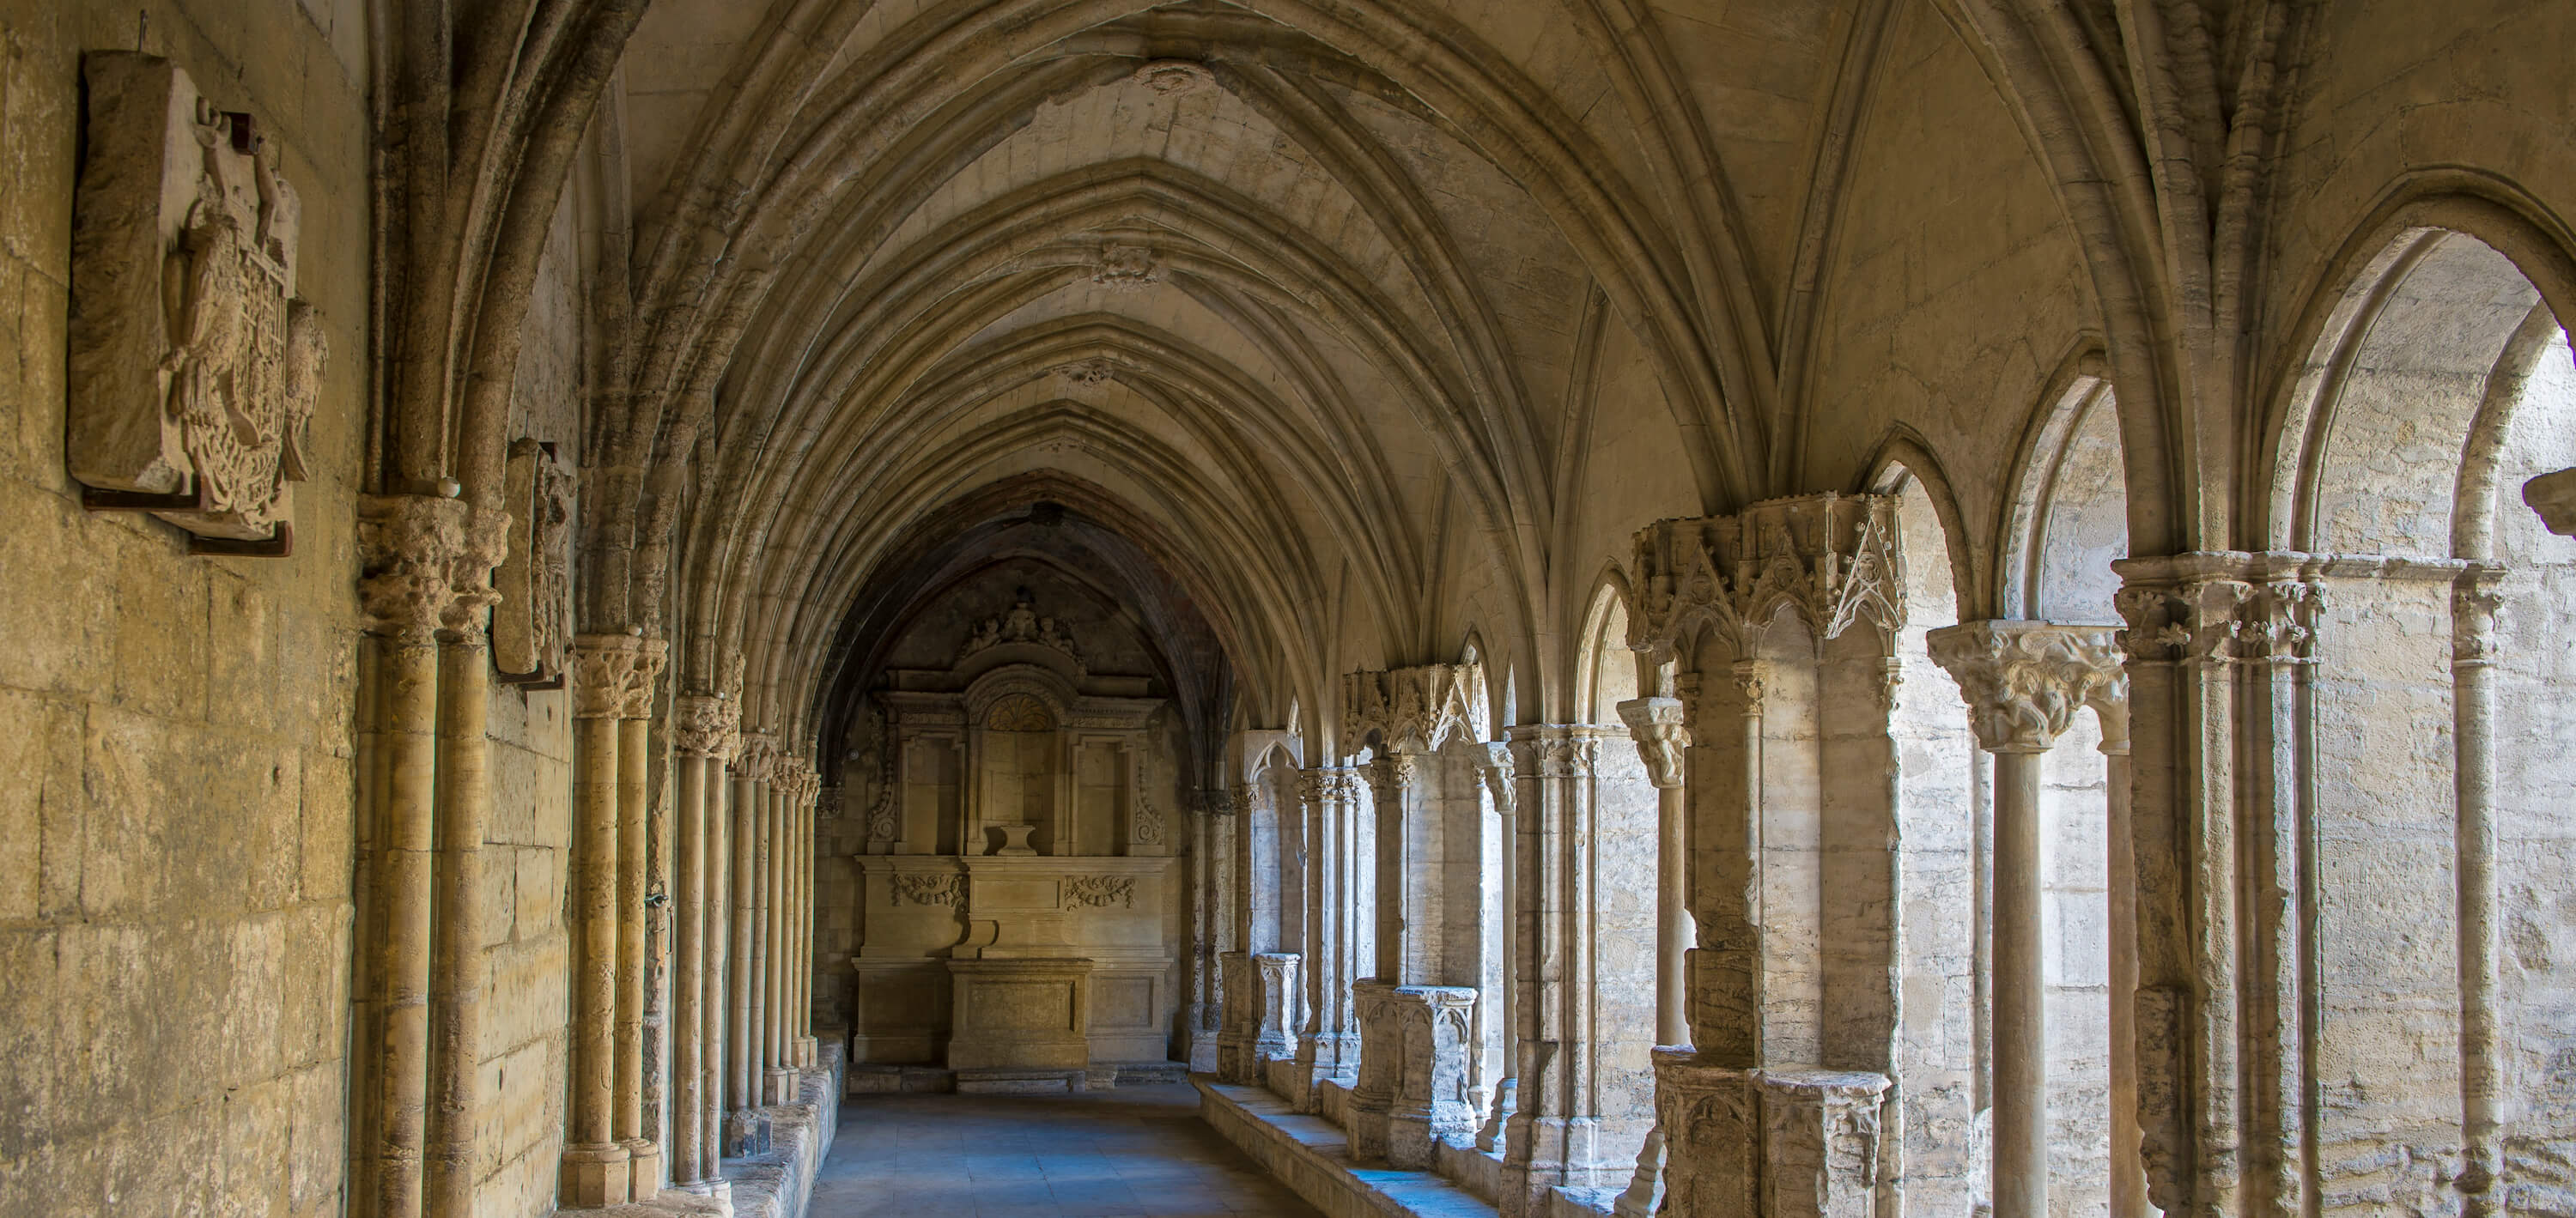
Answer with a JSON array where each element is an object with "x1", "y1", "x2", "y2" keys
[
  {"x1": 69, "y1": 53, "x2": 322, "y2": 553},
  {"x1": 493, "y1": 439, "x2": 574, "y2": 682}
]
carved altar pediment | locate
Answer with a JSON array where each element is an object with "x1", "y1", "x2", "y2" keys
[
  {"x1": 68, "y1": 54, "x2": 323, "y2": 549},
  {"x1": 958, "y1": 589, "x2": 1084, "y2": 674}
]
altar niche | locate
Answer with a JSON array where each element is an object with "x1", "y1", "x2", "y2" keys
[{"x1": 848, "y1": 609, "x2": 1184, "y2": 1076}]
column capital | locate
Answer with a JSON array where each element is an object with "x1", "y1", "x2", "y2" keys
[
  {"x1": 572, "y1": 633, "x2": 643, "y2": 720},
  {"x1": 1615, "y1": 697, "x2": 1691, "y2": 789},
  {"x1": 673, "y1": 694, "x2": 741, "y2": 759},
  {"x1": 2111, "y1": 552, "x2": 2327, "y2": 665},
  {"x1": 1504, "y1": 724, "x2": 1601, "y2": 778},
  {"x1": 1297, "y1": 766, "x2": 1362, "y2": 805},
  {"x1": 1475, "y1": 742, "x2": 1515, "y2": 813},
  {"x1": 357, "y1": 493, "x2": 473, "y2": 644},
  {"x1": 731, "y1": 732, "x2": 780, "y2": 782},
  {"x1": 1926, "y1": 621, "x2": 2123, "y2": 754},
  {"x1": 620, "y1": 638, "x2": 667, "y2": 720},
  {"x1": 2453, "y1": 567, "x2": 2507, "y2": 669}
]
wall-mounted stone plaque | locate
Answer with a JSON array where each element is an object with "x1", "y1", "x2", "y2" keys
[
  {"x1": 493, "y1": 438, "x2": 574, "y2": 682},
  {"x1": 68, "y1": 53, "x2": 321, "y2": 552}
]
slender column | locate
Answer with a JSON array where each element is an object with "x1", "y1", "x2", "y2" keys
[
  {"x1": 616, "y1": 640, "x2": 665, "y2": 1199},
  {"x1": 2093, "y1": 683, "x2": 2148, "y2": 1218},
  {"x1": 1367, "y1": 750, "x2": 1421, "y2": 982},
  {"x1": 1613, "y1": 696, "x2": 1689, "y2": 1218},
  {"x1": 356, "y1": 494, "x2": 471, "y2": 1218},
  {"x1": 426, "y1": 631, "x2": 492, "y2": 1218},
  {"x1": 1219, "y1": 785, "x2": 1261, "y2": 1082},
  {"x1": 1503, "y1": 726, "x2": 1613, "y2": 1215},
  {"x1": 562, "y1": 633, "x2": 642, "y2": 1206},
  {"x1": 1292, "y1": 767, "x2": 1362, "y2": 1106},
  {"x1": 701, "y1": 750, "x2": 732, "y2": 1172},
  {"x1": 726, "y1": 736, "x2": 775, "y2": 1150},
  {"x1": 763, "y1": 760, "x2": 793, "y2": 1100},
  {"x1": 1475, "y1": 744, "x2": 1518, "y2": 1153},
  {"x1": 671, "y1": 694, "x2": 738, "y2": 1188},
  {"x1": 1929, "y1": 621, "x2": 2123, "y2": 1218},
  {"x1": 2455, "y1": 572, "x2": 2506, "y2": 1215}
]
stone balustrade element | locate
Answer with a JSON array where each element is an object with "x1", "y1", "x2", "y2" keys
[
  {"x1": 1252, "y1": 952, "x2": 1301, "y2": 1063},
  {"x1": 1347, "y1": 981, "x2": 1404, "y2": 1162},
  {"x1": 1217, "y1": 951, "x2": 1257, "y2": 1083},
  {"x1": 1651, "y1": 1051, "x2": 1887, "y2": 1218},
  {"x1": 1386, "y1": 985, "x2": 1480, "y2": 1171}
]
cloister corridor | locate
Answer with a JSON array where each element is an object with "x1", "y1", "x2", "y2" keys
[{"x1": 811, "y1": 1088, "x2": 1320, "y2": 1218}]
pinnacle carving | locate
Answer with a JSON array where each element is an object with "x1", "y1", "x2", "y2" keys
[
  {"x1": 1925, "y1": 622, "x2": 2123, "y2": 754},
  {"x1": 1615, "y1": 697, "x2": 1690, "y2": 789},
  {"x1": 1627, "y1": 494, "x2": 1904, "y2": 660},
  {"x1": 1341, "y1": 664, "x2": 1477, "y2": 756}
]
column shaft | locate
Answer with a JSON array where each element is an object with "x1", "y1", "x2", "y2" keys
[
  {"x1": 616, "y1": 713, "x2": 656, "y2": 1197},
  {"x1": 374, "y1": 638, "x2": 440, "y2": 1218},
  {"x1": 763, "y1": 773, "x2": 788, "y2": 1096},
  {"x1": 671, "y1": 749, "x2": 707, "y2": 1185},
  {"x1": 427, "y1": 640, "x2": 491, "y2": 1218},
  {"x1": 703, "y1": 756, "x2": 732, "y2": 1161},
  {"x1": 729, "y1": 760, "x2": 760, "y2": 1112},
  {"x1": 1992, "y1": 749, "x2": 2047, "y2": 1218},
  {"x1": 564, "y1": 710, "x2": 631, "y2": 1203}
]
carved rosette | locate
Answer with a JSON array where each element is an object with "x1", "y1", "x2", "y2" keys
[
  {"x1": 69, "y1": 54, "x2": 325, "y2": 545},
  {"x1": 1627, "y1": 493, "x2": 1905, "y2": 662},
  {"x1": 673, "y1": 694, "x2": 742, "y2": 760},
  {"x1": 570, "y1": 634, "x2": 642, "y2": 720},
  {"x1": 357, "y1": 494, "x2": 471, "y2": 645},
  {"x1": 1925, "y1": 622, "x2": 2123, "y2": 754},
  {"x1": 1615, "y1": 697, "x2": 1690, "y2": 790},
  {"x1": 1341, "y1": 664, "x2": 1478, "y2": 756}
]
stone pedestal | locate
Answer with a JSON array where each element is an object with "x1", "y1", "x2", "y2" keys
[
  {"x1": 945, "y1": 957, "x2": 1093, "y2": 1071},
  {"x1": 1650, "y1": 1051, "x2": 1887, "y2": 1218},
  {"x1": 1287, "y1": 1029, "x2": 1358, "y2": 1113},
  {"x1": 1348, "y1": 981, "x2": 1402, "y2": 1162},
  {"x1": 723, "y1": 1108, "x2": 771, "y2": 1158},
  {"x1": 1252, "y1": 952, "x2": 1301, "y2": 1063},
  {"x1": 1217, "y1": 951, "x2": 1256, "y2": 1082},
  {"x1": 1388, "y1": 985, "x2": 1479, "y2": 1170}
]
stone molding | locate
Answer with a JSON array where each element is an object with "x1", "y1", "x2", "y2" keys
[
  {"x1": 1627, "y1": 493, "x2": 1903, "y2": 659},
  {"x1": 1615, "y1": 697, "x2": 1690, "y2": 789},
  {"x1": 1925, "y1": 621, "x2": 2123, "y2": 754},
  {"x1": 672, "y1": 694, "x2": 741, "y2": 760},
  {"x1": 1341, "y1": 664, "x2": 1479, "y2": 755}
]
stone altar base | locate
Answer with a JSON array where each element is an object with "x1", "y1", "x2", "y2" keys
[
  {"x1": 1386, "y1": 985, "x2": 1479, "y2": 1171},
  {"x1": 1649, "y1": 1051, "x2": 1887, "y2": 1218},
  {"x1": 945, "y1": 957, "x2": 1094, "y2": 1071}
]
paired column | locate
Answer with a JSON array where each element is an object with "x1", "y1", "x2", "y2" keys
[
  {"x1": 669, "y1": 692, "x2": 738, "y2": 1191},
  {"x1": 1927, "y1": 621, "x2": 2122, "y2": 1218},
  {"x1": 562, "y1": 633, "x2": 642, "y2": 1206},
  {"x1": 1502, "y1": 725, "x2": 1620, "y2": 1215},
  {"x1": 1348, "y1": 748, "x2": 1427, "y2": 1158},
  {"x1": 725, "y1": 736, "x2": 775, "y2": 1154},
  {"x1": 1613, "y1": 696, "x2": 1689, "y2": 1218},
  {"x1": 1289, "y1": 767, "x2": 1363, "y2": 1108},
  {"x1": 615, "y1": 639, "x2": 666, "y2": 1200},
  {"x1": 1218, "y1": 786, "x2": 1261, "y2": 1082}
]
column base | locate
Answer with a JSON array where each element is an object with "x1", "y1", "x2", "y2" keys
[
  {"x1": 681, "y1": 1177, "x2": 733, "y2": 1204},
  {"x1": 763, "y1": 1067, "x2": 796, "y2": 1104},
  {"x1": 558, "y1": 1142, "x2": 633, "y2": 1208},
  {"x1": 622, "y1": 1137, "x2": 661, "y2": 1202},
  {"x1": 798, "y1": 1034, "x2": 820, "y2": 1067},
  {"x1": 1610, "y1": 1123, "x2": 1666, "y2": 1218},
  {"x1": 724, "y1": 1107, "x2": 773, "y2": 1158}
]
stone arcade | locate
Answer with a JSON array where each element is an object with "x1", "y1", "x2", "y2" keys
[{"x1": 3, "y1": 2, "x2": 2575, "y2": 1217}]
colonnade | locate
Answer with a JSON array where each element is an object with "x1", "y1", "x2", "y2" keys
[{"x1": 1206, "y1": 494, "x2": 2156, "y2": 1218}]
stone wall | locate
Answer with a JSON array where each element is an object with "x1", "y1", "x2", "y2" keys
[{"x1": 0, "y1": 2, "x2": 368, "y2": 1214}]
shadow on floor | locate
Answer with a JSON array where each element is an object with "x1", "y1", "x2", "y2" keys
[{"x1": 811, "y1": 1082, "x2": 1326, "y2": 1218}]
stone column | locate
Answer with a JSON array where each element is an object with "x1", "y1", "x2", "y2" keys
[
  {"x1": 798, "y1": 777, "x2": 822, "y2": 1067},
  {"x1": 355, "y1": 494, "x2": 473, "y2": 1218},
  {"x1": 616, "y1": 639, "x2": 665, "y2": 1200},
  {"x1": 562, "y1": 633, "x2": 641, "y2": 1206},
  {"x1": 1504, "y1": 726, "x2": 1618, "y2": 1215},
  {"x1": 1474, "y1": 742, "x2": 1518, "y2": 1154},
  {"x1": 763, "y1": 756, "x2": 793, "y2": 1101},
  {"x1": 1217, "y1": 950, "x2": 1255, "y2": 1082},
  {"x1": 1291, "y1": 767, "x2": 1362, "y2": 1108},
  {"x1": 670, "y1": 693, "x2": 738, "y2": 1189},
  {"x1": 726, "y1": 736, "x2": 775, "y2": 1154},
  {"x1": 2093, "y1": 680, "x2": 2146, "y2": 1218},
  {"x1": 2454, "y1": 570, "x2": 2506, "y2": 1215},
  {"x1": 701, "y1": 740, "x2": 732, "y2": 1176},
  {"x1": 1928, "y1": 621, "x2": 2122, "y2": 1218},
  {"x1": 1613, "y1": 695, "x2": 1689, "y2": 1218},
  {"x1": 1366, "y1": 750, "x2": 1425, "y2": 985}
]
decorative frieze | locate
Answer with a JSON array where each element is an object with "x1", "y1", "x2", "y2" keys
[
  {"x1": 1627, "y1": 494, "x2": 1903, "y2": 659},
  {"x1": 1341, "y1": 664, "x2": 1479, "y2": 755},
  {"x1": 2111, "y1": 552, "x2": 2327, "y2": 665},
  {"x1": 69, "y1": 53, "x2": 325, "y2": 552},
  {"x1": 495, "y1": 439, "x2": 575, "y2": 682},
  {"x1": 890, "y1": 873, "x2": 963, "y2": 909},
  {"x1": 1924, "y1": 622, "x2": 2123, "y2": 754},
  {"x1": 1063, "y1": 876, "x2": 1136, "y2": 908}
]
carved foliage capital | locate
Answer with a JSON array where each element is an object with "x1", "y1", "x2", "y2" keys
[
  {"x1": 1615, "y1": 696, "x2": 1691, "y2": 789},
  {"x1": 2112, "y1": 554, "x2": 2323, "y2": 665},
  {"x1": 1925, "y1": 621, "x2": 2123, "y2": 754},
  {"x1": 357, "y1": 494, "x2": 470, "y2": 644},
  {"x1": 1506, "y1": 725, "x2": 1598, "y2": 779},
  {"x1": 570, "y1": 633, "x2": 641, "y2": 718},
  {"x1": 732, "y1": 733, "x2": 781, "y2": 783},
  {"x1": 2453, "y1": 569, "x2": 2506, "y2": 667},
  {"x1": 1297, "y1": 767, "x2": 1361, "y2": 806},
  {"x1": 673, "y1": 694, "x2": 741, "y2": 759}
]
